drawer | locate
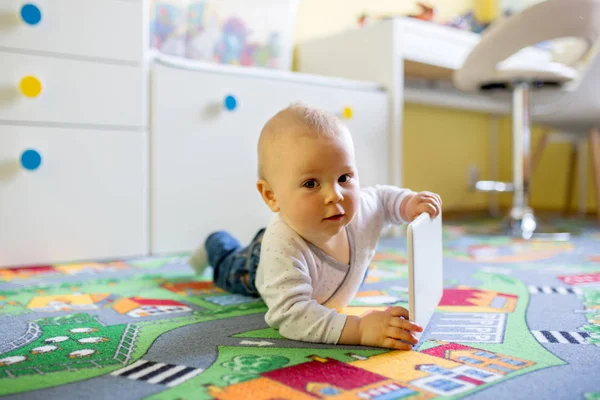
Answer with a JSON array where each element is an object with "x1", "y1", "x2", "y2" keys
[
  {"x1": 0, "y1": 51, "x2": 145, "y2": 127},
  {"x1": 150, "y1": 60, "x2": 389, "y2": 254},
  {"x1": 0, "y1": 0, "x2": 144, "y2": 63},
  {"x1": 0, "y1": 126, "x2": 148, "y2": 267}
]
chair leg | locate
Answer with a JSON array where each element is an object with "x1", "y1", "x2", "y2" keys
[
  {"x1": 564, "y1": 143, "x2": 578, "y2": 216},
  {"x1": 531, "y1": 131, "x2": 550, "y2": 174},
  {"x1": 589, "y1": 128, "x2": 600, "y2": 223},
  {"x1": 511, "y1": 82, "x2": 532, "y2": 218},
  {"x1": 507, "y1": 82, "x2": 537, "y2": 238}
]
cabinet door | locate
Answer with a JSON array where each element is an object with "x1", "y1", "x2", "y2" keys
[
  {"x1": 150, "y1": 61, "x2": 389, "y2": 254},
  {"x1": 0, "y1": 126, "x2": 148, "y2": 267},
  {"x1": 0, "y1": 0, "x2": 144, "y2": 63},
  {"x1": 0, "y1": 52, "x2": 145, "y2": 128},
  {"x1": 150, "y1": 63, "x2": 283, "y2": 254}
]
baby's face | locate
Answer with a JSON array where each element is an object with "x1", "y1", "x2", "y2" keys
[{"x1": 269, "y1": 130, "x2": 360, "y2": 243}]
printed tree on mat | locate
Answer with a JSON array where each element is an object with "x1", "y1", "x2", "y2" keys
[{"x1": 221, "y1": 354, "x2": 289, "y2": 385}]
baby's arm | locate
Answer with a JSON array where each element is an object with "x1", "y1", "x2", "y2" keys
[
  {"x1": 366, "y1": 185, "x2": 441, "y2": 224},
  {"x1": 257, "y1": 242, "x2": 422, "y2": 348},
  {"x1": 363, "y1": 185, "x2": 414, "y2": 225},
  {"x1": 256, "y1": 227, "x2": 348, "y2": 343},
  {"x1": 259, "y1": 261, "x2": 422, "y2": 348},
  {"x1": 256, "y1": 220, "x2": 423, "y2": 348},
  {"x1": 257, "y1": 253, "x2": 348, "y2": 344}
]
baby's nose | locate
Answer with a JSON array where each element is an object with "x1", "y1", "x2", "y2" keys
[{"x1": 324, "y1": 186, "x2": 344, "y2": 203}]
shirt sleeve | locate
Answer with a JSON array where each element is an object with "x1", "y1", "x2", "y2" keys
[
  {"x1": 362, "y1": 185, "x2": 415, "y2": 225},
  {"x1": 255, "y1": 225, "x2": 348, "y2": 344}
]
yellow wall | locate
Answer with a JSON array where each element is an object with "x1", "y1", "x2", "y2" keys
[
  {"x1": 497, "y1": 118, "x2": 598, "y2": 213},
  {"x1": 403, "y1": 104, "x2": 490, "y2": 210},
  {"x1": 403, "y1": 109, "x2": 598, "y2": 213},
  {"x1": 404, "y1": 109, "x2": 598, "y2": 213}
]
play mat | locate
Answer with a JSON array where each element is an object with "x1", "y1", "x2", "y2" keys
[{"x1": 1, "y1": 217, "x2": 599, "y2": 399}]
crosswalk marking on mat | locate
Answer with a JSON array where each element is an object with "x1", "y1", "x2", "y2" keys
[
  {"x1": 528, "y1": 286, "x2": 583, "y2": 295},
  {"x1": 111, "y1": 359, "x2": 204, "y2": 387},
  {"x1": 532, "y1": 330, "x2": 590, "y2": 344}
]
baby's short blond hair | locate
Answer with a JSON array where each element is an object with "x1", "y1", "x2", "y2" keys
[{"x1": 257, "y1": 102, "x2": 346, "y2": 180}]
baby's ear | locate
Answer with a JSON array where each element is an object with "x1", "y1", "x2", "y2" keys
[{"x1": 256, "y1": 180, "x2": 279, "y2": 212}]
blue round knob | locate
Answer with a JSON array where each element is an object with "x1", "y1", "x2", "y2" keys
[
  {"x1": 21, "y1": 149, "x2": 42, "y2": 171},
  {"x1": 20, "y1": 3, "x2": 42, "y2": 25},
  {"x1": 224, "y1": 95, "x2": 237, "y2": 111}
]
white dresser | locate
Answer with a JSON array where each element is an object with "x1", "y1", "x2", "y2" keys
[
  {"x1": 0, "y1": 0, "x2": 149, "y2": 267},
  {"x1": 0, "y1": 2, "x2": 391, "y2": 267}
]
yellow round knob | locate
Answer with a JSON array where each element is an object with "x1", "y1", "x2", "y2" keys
[
  {"x1": 342, "y1": 106, "x2": 353, "y2": 119},
  {"x1": 19, "y1": 76, "x2": 42, "y2": 98}
]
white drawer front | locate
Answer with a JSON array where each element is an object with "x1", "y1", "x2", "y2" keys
[
  {"x1": 0, "y1": 0, "x2": 144, "y2": 63},
  {"x1": 150, "y1": 61, "x2": 389, "y2": 254},
  {"x1": 0, "y1": 126, "x2": 148, "y2": 267},
  {"x1": 0, "y1": 51, "x2": 145, "y2": 127}
]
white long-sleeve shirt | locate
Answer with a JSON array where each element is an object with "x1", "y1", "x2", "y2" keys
[{"x1": 255, "y1": 185, "x2": 413, "y2": 344}]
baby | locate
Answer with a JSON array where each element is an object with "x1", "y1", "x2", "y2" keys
[{"x1": 191, "y1": 103, "x2": 442, "y2": 350}]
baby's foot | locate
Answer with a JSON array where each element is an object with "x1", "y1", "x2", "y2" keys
[
  {"x1": 188, "y1": 242, "x2": 209, "y2": 275},
  {"x1": 190, "y1": 231, "x2": 241, "y2": 276}
]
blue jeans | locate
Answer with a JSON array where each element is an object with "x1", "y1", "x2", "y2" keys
[{"x1": 205, "y1": 228, "x2": 265, "y2": 297}]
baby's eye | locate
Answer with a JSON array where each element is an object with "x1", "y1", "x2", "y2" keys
[
  {"x1": 338, "y1": 174, "x2": 352, "y2": 183},
  {"x1": 303, "y1": 180, "x2": 318, "y2": 189}
]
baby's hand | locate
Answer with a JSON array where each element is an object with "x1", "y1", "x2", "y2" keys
[
  {"x1": 402, "y1": 191, "x2": 442, "y2": 222},
  {"x1": 358, "y1": 307, "x2": 423, "y2": 350}
]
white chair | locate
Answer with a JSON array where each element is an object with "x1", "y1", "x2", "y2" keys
[{"x1": 454, "y1": 0, "x2": 600, "y2": 239}]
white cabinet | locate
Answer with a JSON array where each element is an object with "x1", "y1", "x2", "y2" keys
[
  {"x1": 0, "y1": 0, "x2": 148, "y2": 267},
  {"x1": 0, "y1": 126, "x2": 148, "y2": 267},
  {"x1": 150, "y1": 57, "x2": 389, "y2": 254},
  {"x1": 0, "y1": 1, "x2": 391, "y2": 266},
  {"x1": 0, "y1": 0, "x2": 144, "y2": 63}
]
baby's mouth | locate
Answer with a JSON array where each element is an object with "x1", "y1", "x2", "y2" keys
[{"x1": 324, "y1": 213, "x2": 345, "y2": 221}]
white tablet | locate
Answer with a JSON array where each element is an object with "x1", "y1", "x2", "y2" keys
[{"x1": 407, "y1": 212, "x2": 444, "y2": 338}]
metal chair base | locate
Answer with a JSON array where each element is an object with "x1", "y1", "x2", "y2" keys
[{"x1": 468, "y1": 81, "x2": 571, "y2": 241}]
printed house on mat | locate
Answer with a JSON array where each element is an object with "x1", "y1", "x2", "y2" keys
[
  {"x1": 422, "y1": 343, "x2": 534, "y2": 374},
  {"x1": 27, "y1": 294, "x2": 112, "y2": 312},
  {"x1": 208, "y1": 355, "x2": 430, "y2": 400},
  {"x1": 54, "y1": 261, "x2": 129, "y2": 275},
  {"x1": 112, "y1": 297, "x2": 191, "y2": 317},
  {"x1": 409, "y1": 364, "x2": 502, "y2": 396},
  {"x1": 437, "y1": 287, "x2": 518, "y2": 313},
  {"x1": 349, "y1": 345, "x2": 504, "y2": 396},
  {"x1": 0, "y1": 265, "x2": 57, "y2": 281},
  {"x1": 558, "y1": 272, "x2": 600, "y2": 287}
]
